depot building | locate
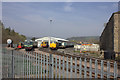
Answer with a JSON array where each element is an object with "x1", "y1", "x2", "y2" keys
[{"x1": 35, "y1": 37, "x2": 69, "y2": 47}]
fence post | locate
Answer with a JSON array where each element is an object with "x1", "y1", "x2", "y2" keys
[
  {"x1": 11, "y1": 50, "x2": 14, "y2": 78},
  {"x1": 75, "y1": 57, "x2": 77, "y2": 78},
  {"x1": 114, "y1": 61, "x2": 118, "y2": 78},
  {"x1": 23, "y1": 52, "x2": 24, "y2": 78},
  {"x1": 107, "y1": 61, "x2": 110, "y2": 78},
  {"x1": 46, "y1": 54, "x2": 48, "y2": 78},
  {"x1": 43, "y1": 54, "x2": 45, "y2": 78},
  {"x1": 38, "y1": 53, "x2": 40, "y2": 78},
  {"x1": 29, "y1": 52, "x2": 31, "y2": 78},
  {"x1": 101, "y1": 60, "x2": 104, "y2": 78},
  {"x1": 79, "y1": 58, "x2": 82, "y2": 78},
  {"x1": 95, "y1": 59, "x2": 98, "y2": 78},
  {"x1": 33, "y1": 52, "x2": 35, "y2": 78},
  {"x1": 59, "y1": 56, "x2": 61, "y2": 78},
  {"x1": 41, "y1": 54, "x2": 43, "y2": 78},
  {"x1": 70, "y1": 57, "x2": 73, "y2": 78},
  {"x1": 66, "y1": 57, "x2": 69, "y2": 78},
  {"x1": 84, "y1": 58, "x2": 87, "y2": 78},
  {"x1": 8, "y1": 51, "x2": 10, "y2": 78},
  {"x1": 55, "y1": 55, "x2": 58, "y2": 78},
  {"x1": 27, "y1": 52, "x2": 28, "y2": 78},
  {"x1": 89, "y1": 59, "x2": 92, "y2": 78},
  {"x1": 24, "y1": 53, "x2": 26, "y2": 78},
  {"x1": 49, "y1": 54, "x2": 52, "y2": 78},
  {"x1": 52, "y1": 55, "x2": 54, "y2": 78},
  {"x1": 31, "y1": 52, "x2": 33, "y2": 78},
  {"x1": 62, "y1": 56, "x2": 65, "y2": 78},
  {"x1": 36, "y1": 53, "x2": 37, "y2": 78}
]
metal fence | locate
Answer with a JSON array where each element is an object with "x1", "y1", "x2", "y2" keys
[{"x1": 2, "y1": 48, "x2": 119, "y2": 78}]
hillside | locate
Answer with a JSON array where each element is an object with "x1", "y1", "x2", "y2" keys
[
  {"x1": 67, "y1": 36, "x2": 99, "y2": 44},
  {"x1": 0, "y1": 21, "x2": 26, "y2": 44}
]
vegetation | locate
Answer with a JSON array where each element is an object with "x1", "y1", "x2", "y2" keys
[
  {"x1": 31, "y1": 37, "x2": 36, "y2": 41},
  {"x1": 74, "y1": 50, "x2": 101, "y2": 58},
  {"x1": 0, "y1": 21, "x2": 26, "y2": 44},
  {"x1": 67, "y1": 36, "x2": 100, "y2": 44}
]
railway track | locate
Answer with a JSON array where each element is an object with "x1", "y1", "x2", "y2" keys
[{"x1": 39, "y1": 48, "x2": 120, "y2": 65}]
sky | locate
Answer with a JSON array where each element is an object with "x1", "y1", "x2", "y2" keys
[{"x1": 2, "y1": 2, "x2": 119, "y2": 39}]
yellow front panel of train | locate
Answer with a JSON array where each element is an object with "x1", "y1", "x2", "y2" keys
[
  {"x1": 43, "y1": 43, "x2": 46, "y2": 46},
  {"x1": 41, "y1": 43, "x2": 43, "y2": 47},
  {"x1": 50, "y1": 43, "x2": 56, "y2": 48},
  {"x1": 41, "y1": 42, "x2": 46, "y2": 47}
]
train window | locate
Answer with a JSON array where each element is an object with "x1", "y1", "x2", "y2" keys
[
  {"x1": 45, "y1": 42, "x2": 48, "y2": 44},
  {"x1": 51, "y1": 41, "x2": 55, "y2": 43},
  {"x1": 24, "y1": 42, "x2": 33, "y2": 45},
  {"x1": 30, "y1": 42, "x2": 33, "y2": 45},
  {"x1": 24, "y1": 42, "x2": 27, "y2": 45}
]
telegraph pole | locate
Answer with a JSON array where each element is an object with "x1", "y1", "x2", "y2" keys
[
  {"x1": 49, "y1": 19, "x2": 52, "y2": 78},
  {"x1": 49, "y1": 19, "x2": 52, "y2": 47}
]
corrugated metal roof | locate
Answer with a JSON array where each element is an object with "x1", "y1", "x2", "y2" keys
[{"x1": 35, "y1": 36, "x2": 69, "y2": 42}]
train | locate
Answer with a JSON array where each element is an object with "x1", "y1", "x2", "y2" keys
[
  {"x1": 41, "y1": 41, "x2": 49, "y2": 48},
  {"x1": 50, "y1": 41, "x2": 59, "y2": 50},
  {"x1": 24, "y1": 40, "x2": 34, "y2": 51},
  {"x1": 15, "y1": 40, "x2": 38, "y2": 51},
  {"x1": 17, "y1": 42, "x2": 24, "y2": 49},
  {"x1": 50, "y1": 41, "x2": 74, "y2": 50}
]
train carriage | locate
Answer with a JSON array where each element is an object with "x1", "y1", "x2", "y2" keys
[{"x1": 50, "y1": 41, "x2": 74, "y2": 50}]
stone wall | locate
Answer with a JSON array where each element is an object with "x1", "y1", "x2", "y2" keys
[
  {"x1": 100, "y1": 14, "x2": 114, "y2": 52},
  {"x1": 114, "y1": 14, "x2": 120, "y2": 52},
  {"x1": 118, "y1": 13, "x2": 120, "y2": 52},
  {"x1": 100, "y1": 11, "x2": 120, "y2": 59}
]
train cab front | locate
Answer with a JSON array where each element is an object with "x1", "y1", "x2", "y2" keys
[
  {"x1": 50, "y1": 41, "x2": 57, "y2": 50},
  {"x1": 24, "y1": 41, "x2": 34, "y2": 51}
]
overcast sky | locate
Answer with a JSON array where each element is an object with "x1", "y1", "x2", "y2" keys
[{"x1": 2, "y1": 2, "x2": 118, "y2": 39}]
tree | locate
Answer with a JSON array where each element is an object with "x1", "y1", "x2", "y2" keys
[
  {"x1": 1, "y1": 22, "x2": 27, "y2": 44},
  {"x1": 31, "y1": 37, "x2": 36, "y2": 41},
  {"x1": 11, "y1": 29, "x2": 15, "y2": 33},
  {"x1": 5, "y1": 27, "x2": 11, "y2": 35}
]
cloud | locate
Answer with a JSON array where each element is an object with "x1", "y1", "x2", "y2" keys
[{"x1": 64, "y1": 2, "x2": 73, "y2": 12}]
